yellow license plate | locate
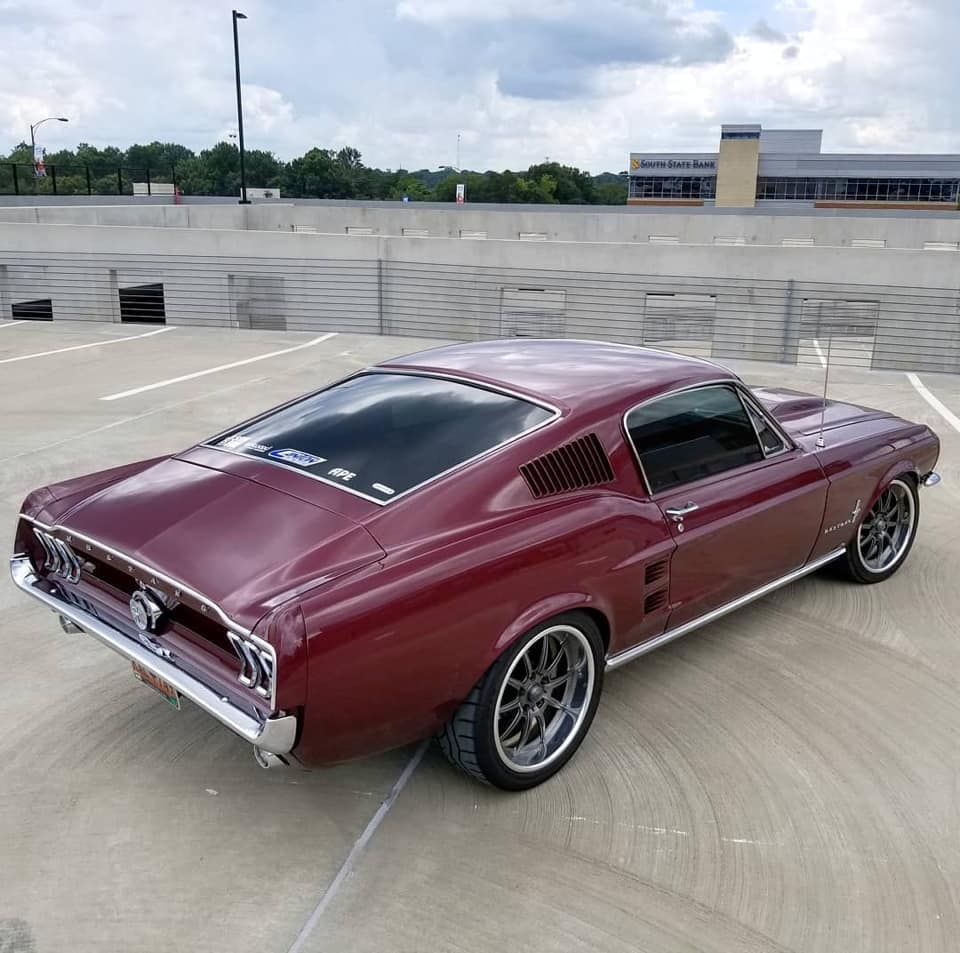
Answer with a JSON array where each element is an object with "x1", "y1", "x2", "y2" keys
[{"x1": 132, "y1": 661, "x2": 181, "y2": 710}]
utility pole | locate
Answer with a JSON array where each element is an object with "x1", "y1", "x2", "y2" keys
[
  {"x1": 29, "y1": 116, "x2": 68, "y2": 187},
  {"x1": 232, "y1": 10, "x2": 250, "y2": 204}
]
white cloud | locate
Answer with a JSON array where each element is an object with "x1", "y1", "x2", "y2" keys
[{"x1": 0, "y1": 0, "x2": 956, "y2": 174}]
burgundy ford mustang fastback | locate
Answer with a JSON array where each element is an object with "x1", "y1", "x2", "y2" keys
[{"x1": 11, "y1": 340, "x2": 941, "y2": 789}]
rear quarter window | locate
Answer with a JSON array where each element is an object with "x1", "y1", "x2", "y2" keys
[{"x1": 209, "y1": 373, "x2": 555, "y2": 502}]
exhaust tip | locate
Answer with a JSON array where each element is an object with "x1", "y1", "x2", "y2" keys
[
  {"x1": 254, "y1": 747, "x2": 289, "y2": 769},
  {"x1": 58, "y1": 615, "x2": 83, "y2": 634}
]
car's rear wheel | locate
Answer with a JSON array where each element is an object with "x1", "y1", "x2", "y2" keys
[
  {"x1": 438, "y1": 613, "x2": 604, "y2": 790},
  {"x1": 842, "y1": 476, "x2": 919, "y2": 584}
]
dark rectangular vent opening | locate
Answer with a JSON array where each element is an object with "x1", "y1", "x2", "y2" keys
[
  {"x1": 12, "y1": 298, "x2": 53, "y2": 321},
  {"x1": 520, "y1": 433, "x2": 615, "y2": 499},
  {"x1": 645, "y1": 559, "x2": 668, "y2": 585},
  {"x1": 119, "y1": 283, "x2": 166, "y2": 324},
  {"x1": 644, "y1": 589, "x2": 668, "y2": 614}
]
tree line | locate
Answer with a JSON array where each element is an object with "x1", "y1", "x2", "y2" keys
[{"x1": 0, "y1": 140, "x2": 628, "y2": 204}]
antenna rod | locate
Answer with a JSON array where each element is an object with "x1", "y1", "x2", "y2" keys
[{"x1": 816, "y1": 335, "x2": 832, "y2": 449}]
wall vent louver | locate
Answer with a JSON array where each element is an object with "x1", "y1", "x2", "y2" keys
[{"x1": 519, "y1": 433, "x2": 615, "y2": 499}]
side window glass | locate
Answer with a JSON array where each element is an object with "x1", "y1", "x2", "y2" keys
[
  {"x1": 626, "y1": 386, "x2": 764, "y2": 494},
  {"x1": 744, "y1": 399, "x2": 785, "y2": 455}
]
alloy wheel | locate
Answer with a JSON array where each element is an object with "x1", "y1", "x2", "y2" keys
[
  {"x1": 492, "y1": 624, "x2": 595, "y2": 773},
  {"x1": 857, "y1": 479, "x2": 915, "y2": 573}
]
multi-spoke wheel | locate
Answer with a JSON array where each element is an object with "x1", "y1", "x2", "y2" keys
[
  {"x1": 843, "y1": 476, "x2": 919, "y2": 584},
  {"x1": 438, "y1": 613, "x2": 604, "y2": 789}
]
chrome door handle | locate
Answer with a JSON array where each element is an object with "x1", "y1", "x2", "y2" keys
[{"x1": 665, "y1": 502, "x2": 699, "y2": 521}]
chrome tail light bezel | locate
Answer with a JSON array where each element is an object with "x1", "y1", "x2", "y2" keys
[
  {"x1": 33, "y1": 528, "x2": 81, "y2": 583},
  {"x1": 227, "y1": 631, "x2": 277, "y2": 702}
]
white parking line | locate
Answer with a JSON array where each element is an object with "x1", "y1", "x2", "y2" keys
[
  {"x1": 100, "y1": 332, "x2": 338, "y2": 401},
  {"x1": 906, "y1": 372, "x2": 960, "y2": 434},
  {"x1": 907, "y1": 372, "x2": 960, "y2": 433},
  {"x1": 812, "y1": 338, "x2": 828, "y2": 368},
  {"x1": 285, "y1": 740, "x2": 428, "y2": 953},
  {"x1": 0, "y1": 326, "x2": 174, "y2": 365},
  {"x1": 0, "y1": 375, "x2": 268, "y2": 465},
  {"x1": 0, "y1": 320, "x2": 25, "y2": 330}
]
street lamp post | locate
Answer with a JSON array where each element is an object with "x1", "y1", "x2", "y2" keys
[
  {"x1": 29, "y1": 116, "x2": 68, "y2": 185},
  {"x1": 232, "y1": 10, "x2": 250, "y2": 205}
]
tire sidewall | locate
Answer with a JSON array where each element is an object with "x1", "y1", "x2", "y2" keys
[
  {"x1": 474, "y1": 612, "x2": 605, "y2": 791},
  {"x1": 848, "y1": 476, "x2": 919, "y2": 583}
]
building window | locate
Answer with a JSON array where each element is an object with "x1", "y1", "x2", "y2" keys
[
  {"x1": 756, "y1": 177, "x2": 960, "y2": 203},
  {"x1": 721, "y1": 130, "x2": 761, "y2": 140},
  {"x1": 628, "y1": 176, "x2": 717, "y2": 200}
]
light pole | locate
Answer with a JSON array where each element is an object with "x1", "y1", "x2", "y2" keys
[
  {"x1": 232, "y1": 10, "x2": 250, "y2": 204},
  {"x1": 29, "y1": 116, "x2": 68, "y2": 181}
]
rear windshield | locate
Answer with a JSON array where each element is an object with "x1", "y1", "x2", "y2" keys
[{"x1": 209, "y1": 372, "x2": 555, "y2": 503}]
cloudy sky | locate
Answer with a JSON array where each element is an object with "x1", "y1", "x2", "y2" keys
[{"x1": 0, "y1": 0, "x2": 956, "y2": 172}]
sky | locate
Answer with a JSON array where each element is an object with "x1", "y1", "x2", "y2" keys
[{"x1": 0, "y1": 0, "x2": 957, "y2": 173}]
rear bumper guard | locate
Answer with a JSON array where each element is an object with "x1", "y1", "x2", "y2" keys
[{"x1": 9, "y1": 555, "x2": 297, "y2": 756}]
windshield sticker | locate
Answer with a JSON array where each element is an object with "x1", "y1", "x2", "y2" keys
[
  {"x1": 269, "y1": 448, "x2": 326, "y2": 467},
  {"x1": 372, "y1": 483, "x2": 396, "y2": 496},
  {"x1": 220, "y1": 434, "x2": 272, "y2": 453},
  {"x1": 328, "y1": 468, "x2": 356, "y2": 483}
]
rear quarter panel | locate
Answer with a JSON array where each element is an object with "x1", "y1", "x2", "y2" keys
[{"x1": 294, "y1": 491, "x2": 671, "y2": 765}]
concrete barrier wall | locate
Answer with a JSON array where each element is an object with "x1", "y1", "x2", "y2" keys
[
  {"x1": 0, "y1": 220, "x2": 958, "y2": 372},
  {"x1": 0, "y1": 202, "x2": 959, "y2": 250}
]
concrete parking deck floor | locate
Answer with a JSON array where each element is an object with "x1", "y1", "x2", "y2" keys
[{"x1": 1, "y1": 320, "x2": 958, "y2": 953}]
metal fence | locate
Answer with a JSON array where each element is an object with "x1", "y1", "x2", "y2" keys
[
  {"x1": 1, "y1": 252, "x2": 958, "y2": 373},
  {"x1": 0, "y1": 164, "x2": 177, "y2": 197}
]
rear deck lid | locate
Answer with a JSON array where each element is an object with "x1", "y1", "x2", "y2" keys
[{"x1": 58, "y1": 457, "x2": 385, "y2": 627}]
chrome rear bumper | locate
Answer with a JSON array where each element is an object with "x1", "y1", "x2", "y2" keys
[
  {"x1": 922, "y1": 471, "x2": 941, "y2": 487},
  {"x1": 9, "y1": 555, "x2": 297, "y2": 757}
]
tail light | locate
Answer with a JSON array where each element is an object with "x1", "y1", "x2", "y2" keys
[
  {"x1": 33, "y1": 529, "x2": 82, "y2": 583},
  {"x1": 227, "y1": 631, "x2": 276, "y2": 701}
]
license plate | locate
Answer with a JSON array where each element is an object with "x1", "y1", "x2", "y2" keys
[{"x1": 132, "y1": 661, "x2": 181, "y2": 710}]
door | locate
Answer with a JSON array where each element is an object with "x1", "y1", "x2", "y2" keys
[{"x1": 625, "y1": 383, "x2": 828, "y2": 628}]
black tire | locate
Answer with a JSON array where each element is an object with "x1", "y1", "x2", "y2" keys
[
  {"x1": 841, "y1": 475, "x2": 919, "y2": 584},
  {"x1": 438, "y1": 612, "x2": 605, "y2": 790}
]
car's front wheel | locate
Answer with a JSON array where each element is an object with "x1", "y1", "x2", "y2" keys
[
  {"x1": 438, "y1": 613, "x2": 604, "y2": 790},
  {"x1": 842, "y1": 476, "x2": 919, "y2": 584}
]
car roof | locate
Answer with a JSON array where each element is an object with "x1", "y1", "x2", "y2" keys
[{"x1": 379, "y1": 339, "x2": 735, "y2": 413}]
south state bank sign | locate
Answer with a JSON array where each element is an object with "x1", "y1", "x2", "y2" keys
[{"x1": 630, "y1": 155, "x2": 718, "y2": 175}]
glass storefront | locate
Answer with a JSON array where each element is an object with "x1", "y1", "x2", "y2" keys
[
  {"x1": 756, "y1": 177, "x2": 960, "y2": 202},
  {"x1": 628, "y1": 176, "x2": 717, "y2": 200}
]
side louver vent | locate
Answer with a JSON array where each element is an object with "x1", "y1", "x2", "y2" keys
[
  {"x1": 645, "y1": 559, "x2": 669, "y2": 586},
  {"x1": 644, "y1": 589, "x2": 669, "y2": 614},
  {"x1": 520, "y1": 433, "x2": 615, "y2": 499}
]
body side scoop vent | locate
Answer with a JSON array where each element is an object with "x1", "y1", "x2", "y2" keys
[
  {"x1": 520, "y1": 433, "x2": 615, "y2": 499},
  {"x1": 644, "y1": 589, "x2": 669, "y2": 614},
  {"x1": 645, "y1": 558, "x2": 669, "y2": 586}
]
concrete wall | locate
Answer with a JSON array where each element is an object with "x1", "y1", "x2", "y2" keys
[
  {"x1": 0, "y1": 202, "x2": 958, "y2": 250},
  {"x1": 0, "y1": 220, "x2": 958, "y2": 372}
]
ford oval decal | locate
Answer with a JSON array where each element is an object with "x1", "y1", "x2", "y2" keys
[{"x1": 268, "y1": 448, "x2": 326, "y2": 467}]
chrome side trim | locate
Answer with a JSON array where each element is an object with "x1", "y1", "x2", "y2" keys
[
  {"x1": 10, "y1": 555, "x2": 296, "y2": 755},
  {"x1": 201, "y1": 370, "x2": 562, "y2": 507},
  {"x1": 922, "y1": 471, "x2": 941, "y2": 487},
  {"x1": 605, "y1": 547, "x2": 845, "y2": 671}
]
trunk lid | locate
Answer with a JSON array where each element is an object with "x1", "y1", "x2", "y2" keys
[{"x1": 58, "y1": 457, "x2": 385, "y2": 628}]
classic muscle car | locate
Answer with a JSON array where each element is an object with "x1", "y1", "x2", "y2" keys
[{"x1": 11, "y1": 340, "x2": 941, "y2": 789}]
